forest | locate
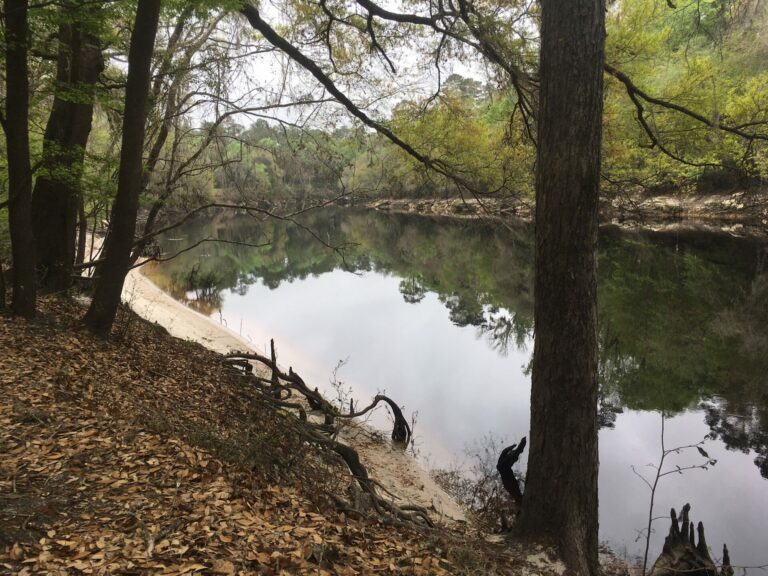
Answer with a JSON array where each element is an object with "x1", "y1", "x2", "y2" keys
[
  {"x1": 2, "y1": 0, "x2": 768, "y2": 240},
  {"x1": 2, "y1": 0, "x2": 767, "y2": 574}
]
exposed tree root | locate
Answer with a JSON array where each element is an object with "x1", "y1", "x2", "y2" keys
[
  {"x1": 649, "y1": 503, "x2": 733, "y2": 576},
  {"x1": 334, "y1": 394, "x2": 411, "y2": 445},
  {"x1": 494, "y1": 446, "x2": 735, "y2": 575},
  {"x1": 223, "y1": 341, "x2": 431, "y2": 528},
  {"x1": 497, "y1": 438, "x2": 526, "y2": 507}
]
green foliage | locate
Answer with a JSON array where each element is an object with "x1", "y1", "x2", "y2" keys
[
  {"x1": 202, "y1": 120, "x2": 363, "y2": 203},
  {"x1": 12, "y1": 0, "x2": 766, "y2": 229},
  {"x1": 384, "y1": 91, "x2": 534, "y2": 198},
  {"x1": 602, "y1": 0, "x2": 768, "y2": 192},
  {"x1": 196, "y1": 0, "x2": 768, "y2": 204}
]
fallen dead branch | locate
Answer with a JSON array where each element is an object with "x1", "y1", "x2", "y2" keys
[{"x1": 224, "y1": 341, "x2": 431, "y2": 527}]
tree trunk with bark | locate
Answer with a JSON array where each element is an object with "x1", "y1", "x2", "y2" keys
[
  {"x1": 0, "y1": 258, "x2": 6, "y2": 310},
  {"x1": 82, "y1": 0, "x2": 161, "y2": 336},
  {"x1": 76, "y1": 199, "x2": 88, "y2": 266},
  {"x1": 516, "y1": 0, "x2": 605, "y2": 574},
  {"x1": 31, "y1": 7, "x2": 103, "y2": 293},
  {"x1": 4, "y1": 0, "x2": 36, "y2": 317}
]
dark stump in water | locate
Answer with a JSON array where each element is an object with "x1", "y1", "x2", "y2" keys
[
  {"x1": 649, "y1": 503, "x2": 732, "y2": 576},
  {"x1": 497, "y1": 438, "x2": 526, "y2": 506}
]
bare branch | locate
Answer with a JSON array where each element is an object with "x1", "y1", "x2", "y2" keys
[
  {"x1": 239, "y1": 3, "x2": 477, "y2": 194},
  {"x1": 130, "y1": 237, "x2": 271, "y2": 269}
]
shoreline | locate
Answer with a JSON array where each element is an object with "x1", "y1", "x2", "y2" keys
[
  {"x1": 360, "y1": 189, "x2": 768, "y2": 237},
  {"x1": 121, "y1": 265, "x2": 467, "y2": 523},
  {"x1": 123, "y1": 265, "x2": 259, "y2": 356}
]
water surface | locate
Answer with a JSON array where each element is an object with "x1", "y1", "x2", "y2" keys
[{"x1": 146, "y1": 208, "x2": 768, "y2": 570}]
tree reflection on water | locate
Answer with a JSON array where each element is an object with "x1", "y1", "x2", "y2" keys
[{"x1": 146, "y1": 208, "x2": 768, "y2": 479}]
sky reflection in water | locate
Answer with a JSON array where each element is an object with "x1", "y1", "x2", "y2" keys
[{"x1": 149, "y1": 209, "x2": 768, "y2": 570}]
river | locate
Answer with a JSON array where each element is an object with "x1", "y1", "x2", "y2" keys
[{"x1": 145, "y1": 207, "x2": 768, "y2": 572}]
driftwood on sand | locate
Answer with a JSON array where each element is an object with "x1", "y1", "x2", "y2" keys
[{"x1": 224, "y1": 340, "x2": 427, "y2": 526}]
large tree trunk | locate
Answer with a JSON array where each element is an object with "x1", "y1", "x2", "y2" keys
[
  {"x1": 4, "y1": 0, "x2": 36, "y2": 317},
  {"x1": 76, "y1": 199, "x2": 88, "y2": 266},
  {"x1": 31, "y1": 8, "x2": 103, "y2": 293},
  {"x1": 81, "y1": 0, "x2": 161, "y2": 336},
  {"x1": 0, "y1": 258, "x2": 6, "y2": 310},
  {"x1": 516, "y1": 0, "x2": 605, "y2": 574}
]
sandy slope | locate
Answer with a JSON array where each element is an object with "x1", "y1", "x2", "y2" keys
[
  {"x1": 122, "y1": 267, "x2": 254, "y2": 355},
  {"x1": 122, "y1": 265, "x2": 466, "y2": 523}
]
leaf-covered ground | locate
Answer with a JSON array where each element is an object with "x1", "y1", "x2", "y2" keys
[{"x1": 0, "y1": 296, "x2": 569, "y2": 575}]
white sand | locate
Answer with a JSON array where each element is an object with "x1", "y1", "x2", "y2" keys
[
  {"x1": 122, "y1": 265, "x2": 466, "y2": 523},
  {"x1": 122, "y1": 267, "x2": 255, "y2": 355}
]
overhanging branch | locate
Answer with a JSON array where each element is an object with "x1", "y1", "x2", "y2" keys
[
  {"x1": 238, "y1": 2, "x2": 488, "y2": 198},
  {"x1": 605, "y1": 63, "x2": 768, "y2": 143}
]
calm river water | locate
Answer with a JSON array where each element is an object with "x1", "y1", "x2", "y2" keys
[{"x1": 146, "y1": 208, "x2": 768, "y2": 571}]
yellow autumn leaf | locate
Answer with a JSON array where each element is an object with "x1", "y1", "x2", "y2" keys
[
  {"x1": 210, "y1": 559, "x2": 236, "y2": 574},
  {"x1": 10, "y1": 543, "x2": 24, "y2": 561}
]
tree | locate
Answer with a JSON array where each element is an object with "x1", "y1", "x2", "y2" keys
[
  {"x1": 3, "y1": 0, "x2": 36, "y2": 317},
  {"x1": 234, "y1": 5, "x2": 606, "y2": 568},
  {"x1": 82, "y1": 0, "x2": 161, "y2": 335},
  {"x1": 31, "y1": 1, "x2": 104, "y2": 292},
  {"x1": 515, "y1": 0, "x2": 605, "y2": 574}
]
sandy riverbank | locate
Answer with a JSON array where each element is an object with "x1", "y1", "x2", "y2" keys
[
  {"x1": 123, "y1": 266, "x2": 255, "y2": 355},
  {"x1": 121, "y1": 265, "x2": 467, "y2": 523}
]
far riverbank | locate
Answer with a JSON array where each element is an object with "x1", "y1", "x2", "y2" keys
[{"x1": 360, "y1": 188, "x2": 768, "y2": 237}]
